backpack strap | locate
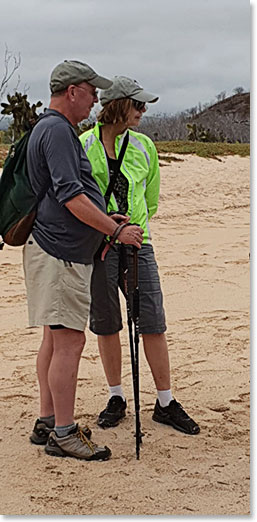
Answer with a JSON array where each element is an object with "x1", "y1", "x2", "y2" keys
[{"x1": 103, "y1": 131, "x2": 129, "y2": 208}]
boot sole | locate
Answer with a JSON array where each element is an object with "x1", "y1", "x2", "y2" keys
[{"x1": 152, "y1": 414, "x2": 200, "y2": 435}]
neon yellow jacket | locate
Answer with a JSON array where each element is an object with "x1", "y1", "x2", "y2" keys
[{"x1": 79, "y1": 123, "x2": 160, "y2": 244}]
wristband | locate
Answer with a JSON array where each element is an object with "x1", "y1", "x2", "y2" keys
[
  {"x1": 101, "y1": 222, "x2": 129, "y2": 262},
  {"x1": 112, "y1": 222, "x2": 128, "y2": 241}
]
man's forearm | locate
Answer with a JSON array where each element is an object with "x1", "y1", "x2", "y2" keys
[{"x1": 65, "y1": 193, "x2": 118, "y2": 236}]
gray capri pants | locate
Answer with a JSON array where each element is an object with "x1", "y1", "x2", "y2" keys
[{"x1": 90, "y1": 244, "x2": 166, "y2": 335}]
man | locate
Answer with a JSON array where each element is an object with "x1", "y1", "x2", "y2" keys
[{"x1": 24, "y1": 60, "x2": 143, "y2": 461}]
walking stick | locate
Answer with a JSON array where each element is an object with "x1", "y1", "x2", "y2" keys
[
  {"x1": 132, "y1": 246, "x2": 142, "y2": 459},
  {"x1": 121, "y1": 244, "x2": 143, "y2": 459}
]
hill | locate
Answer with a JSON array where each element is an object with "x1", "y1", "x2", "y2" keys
[
  {"x1": 191, "y1": 92, "x2": 250, "y2": 142},
  {"x1": 195, "y1": 92, "x2": 250, "y2": 123},
  {"x1": 138, "y1": 92, "x2": 250, "y2": 143}
]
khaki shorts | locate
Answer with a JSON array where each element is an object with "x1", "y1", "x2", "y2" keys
[{"x1": 23, "y1": 236, "x2": 92, "y2": 331}]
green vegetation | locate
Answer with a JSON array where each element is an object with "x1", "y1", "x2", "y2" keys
[
  {"x1": 158, "y1": 154, "x2": 184, "y2": 163},
  {"x1": 0, "y1": 90, "x2": 43, "y2": 167},
  {"x1": 186, "y1": 122, "x2": 225, "y2": 143},
  {"x1": 0, "y1": 144, "x2": 10, "y2": 166},
  {"x1": 0, "y1": 141, "x2": 250, "y2": 167},
  {"x1": 0, "y1": 140, "x2": 250, "y2": 168},
  {"x1": 155, "y1": 140, "x2": 250, "y2": 159},
  {"x1": 1, "y1": 91, "x2": 42, "y2": 141}
]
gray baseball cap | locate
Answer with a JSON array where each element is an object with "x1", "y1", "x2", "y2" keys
[
  {"x1": 100, "y1": 76, "x2": 159, "y2": 105},
  {"x1": 50, "y1": 60, "x2": 113, "y2": 93}
]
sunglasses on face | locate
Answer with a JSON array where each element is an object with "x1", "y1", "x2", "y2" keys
[{"x1": 131, "y1": 99, "x2": 146, "y2": 111}]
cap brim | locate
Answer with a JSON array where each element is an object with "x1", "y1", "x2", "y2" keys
[
  {"x1": 88, "y1": 76, "x2": 113, "y2": 89},
  {"x1": 131, "y1": 90, "x2": 159, "y2": 103}
]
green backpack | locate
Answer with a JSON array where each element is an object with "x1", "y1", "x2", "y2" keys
[
  {"x1": 0, "y1": 114, "x2": 51, "y2": 247},
  {"x1": 0, "y1": 128, "x2": 38, "y2": 246}
]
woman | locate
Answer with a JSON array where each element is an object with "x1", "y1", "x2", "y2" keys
[{"x1": 80, "y1": 76, "x2": 200, "y2": 435}]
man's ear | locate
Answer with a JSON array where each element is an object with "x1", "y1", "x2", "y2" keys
[{"x1": 67, "y1": 84, "x2": 76, "y2": 101}]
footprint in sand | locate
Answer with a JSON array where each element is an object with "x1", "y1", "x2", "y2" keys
[{"x1": 208, "y1": 405, "x2": 230, "y2": 412}]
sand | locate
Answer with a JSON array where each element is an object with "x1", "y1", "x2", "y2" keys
[{"x1": 0, "y1": 154, "x2": 250, "y2": 516}]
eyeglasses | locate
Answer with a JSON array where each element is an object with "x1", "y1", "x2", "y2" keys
[
  {"x1": 75, "y1": 85, "x2": 98, "y2": 97},
  {"x1": 131, "y1": 99, "x2": 146, "y2": 111}
]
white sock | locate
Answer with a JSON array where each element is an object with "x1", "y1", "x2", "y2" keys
[
  {"x1": 157, "y1": 389, "x2": 173, "y2": 407},
  {"x1": 109, "y1": 385, "x2": 126, "y2": 401}
]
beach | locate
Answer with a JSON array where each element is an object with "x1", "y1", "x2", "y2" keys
[{"x1": 0, "y1": 153, "x2": 250, "y2": 515}]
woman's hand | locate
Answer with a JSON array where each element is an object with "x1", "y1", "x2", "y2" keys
[{"x1": 118, "y1": 224, "x2": 143, "y2": 249}]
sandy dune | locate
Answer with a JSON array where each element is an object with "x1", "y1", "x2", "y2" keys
[{"x1": 0, "y1": 154, "x2": 250, "y2": 515}]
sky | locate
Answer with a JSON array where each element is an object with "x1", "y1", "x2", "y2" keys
[{"x1": 0, "y1": 0, "x2": 251, "y2": 118}]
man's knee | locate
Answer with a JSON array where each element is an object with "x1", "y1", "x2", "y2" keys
[{"x1": 52, "y1": 328, "x2": 86, "y2": 356}]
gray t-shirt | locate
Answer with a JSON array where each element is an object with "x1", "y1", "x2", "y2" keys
[{"x1": 27, "y1": 109, "x2": 105, "y2": 264}]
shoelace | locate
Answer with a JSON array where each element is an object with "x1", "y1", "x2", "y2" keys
[
  {"x1": 172, "y1": 401, "x2": 190, "y2": 420},
  {"x1": 83, "y1": 425, "x2": 91, "y2": 436},
  {"x1": 76, "y1": 428, "x2": 95, "y2": 452}
]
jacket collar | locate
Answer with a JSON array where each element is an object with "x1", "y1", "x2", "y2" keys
[{"x1": 94, "y1": 122, "x2": 129, "y2": 148}]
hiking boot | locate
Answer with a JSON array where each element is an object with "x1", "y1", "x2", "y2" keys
[
  {"x1": 152, "y1": 399, "x2": 200, "y2": 435},
  {"x1": 97, "y1": 396, "x2": 127, "y2": 429},
  {"x1": 30, "y1": 419, "x2": 53, "y2": 445},
  {"x1": 30, "y1": 418, "x2": 92, "y2": 445},
  {"x1": 45, "y1": 424, "x2": 111, "y2": 461}
]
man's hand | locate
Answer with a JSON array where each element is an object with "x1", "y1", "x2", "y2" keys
[
  {"x1": 109, "y1": 213, "x2": 130, "y2": 224},
  {"x1": 117, "y1": 224, "x2": 143, "y2": 249}
]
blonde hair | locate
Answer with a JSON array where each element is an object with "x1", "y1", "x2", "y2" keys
[{"x1": 97, "y1": 98, "x2": 134, "y2": 124}]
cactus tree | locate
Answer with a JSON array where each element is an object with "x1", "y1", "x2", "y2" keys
[{"x1": 1, "y1": 92, "x2": 42, "y2": 141}]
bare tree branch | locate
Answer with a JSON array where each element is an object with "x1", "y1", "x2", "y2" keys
[
  {"x1": 0, "y1": 44, "x2": 22, "y2": 123},
  {"x1": 0, "y1": 44, "x2": 21, "y2": 100}
]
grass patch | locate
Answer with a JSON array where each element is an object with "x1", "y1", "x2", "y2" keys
[
  {"x1": 0, "y1": 141, "x2": 250, "y2": 168},
  {"x1": 155, "y1": 141, "x2": 250, "y2": 159},
  {"x1": 158, "y1": 154, "x2": 184, "y2": 163}
]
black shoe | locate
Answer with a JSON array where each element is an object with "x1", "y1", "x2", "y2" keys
[
  {"x1": 97, "y1": 396, "x2": 127, "y2": 429},
  {"x1": 30, "y1": 418, "x2": 92, "y2": 445},
  {"x1": 152, "y1": 399, "x2": 200, "y2": 435}
]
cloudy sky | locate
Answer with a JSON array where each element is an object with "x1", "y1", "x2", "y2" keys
[{"x1": 0, "y1": 0, "x2": 250, "y2": 117}]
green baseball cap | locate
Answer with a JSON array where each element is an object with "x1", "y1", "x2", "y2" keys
[
  {"x1": 50, "y1": 60, "x2": 113, "y2": 93},
  {"x1": 100, "y1": 76, "x2": 159, "y2": 105}
]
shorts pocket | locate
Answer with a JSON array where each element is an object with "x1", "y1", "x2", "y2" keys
[{"x1": 62, "y1": 262, "x2": 92, "y2": 292}]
